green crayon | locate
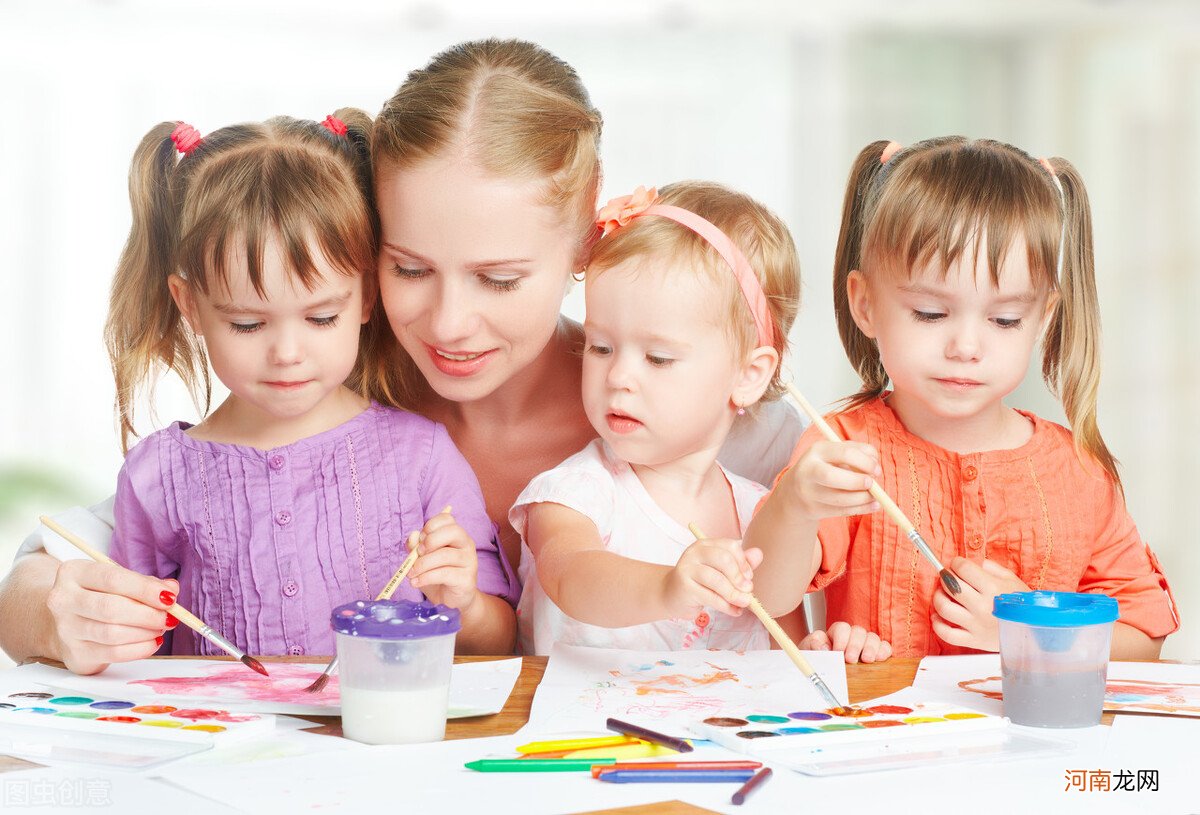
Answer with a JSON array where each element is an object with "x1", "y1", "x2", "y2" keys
[{"x1": 464, "y1": 758, "x2": 618, "y2": 773}]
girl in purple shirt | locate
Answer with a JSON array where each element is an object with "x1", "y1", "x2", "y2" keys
[{"x1": 104, "y1": 110, "x2": 517, "y2": 659}]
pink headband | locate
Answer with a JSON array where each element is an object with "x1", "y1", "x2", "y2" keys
[
  {"x1": 170, "y1": 122, "x2": 202, "y2": 155},
  {"x1": 595, "y1": 186, "x2": 776, "y2": 349}
]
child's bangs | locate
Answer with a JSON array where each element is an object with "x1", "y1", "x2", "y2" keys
[
  {"x1": 181, "y1": 148, "x2": 376, "y2": 298},
  {"x1": 865, "y1": 146, "x2": 1062, "y2": 292}
]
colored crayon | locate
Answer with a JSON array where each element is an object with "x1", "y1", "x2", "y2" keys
[
  {"x1": 732, "y1": 767, "x2": 773, "y2": 805},
  {"x1": 591, "y1": 761, "x2": 762, "y2": 779},
  {"x1": 516, "y1": 735, "x2": 634, "y2": 754},
  {"x1": 598, "y1": 769, "x2": 757, "y2": 784},
  {"x1": 464, "y1": 758, "x2": 617, "y2": 773},
  {"x1": 606, "y1": 717, "x2": 694, "y2": 753},
  {"x1": 562, "y1": 742, "x2": 678, "y2": 760}
]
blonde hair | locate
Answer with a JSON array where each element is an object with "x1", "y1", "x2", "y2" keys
[
  {"x1": 586, "y1": 181, "x2": 801, "y2": 404},
  {"x1": 106, "y1": 109, "x2": 377, "y2": 453},
  {"x1": 833, "y1": 136, "x2": 1118, "y2": 487},
  {"x1": 358, "y1": 39, "x2": 603, "y2": 408}
]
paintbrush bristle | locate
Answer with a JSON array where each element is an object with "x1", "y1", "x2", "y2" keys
[
  {"x1": 304, "y1": 672, "x2": 331, "y2": 694},
  {"x1": 939, "y1": 569, "x2": 962, "y2": 595},
  {"x1": 242, "y1": 655, "x2": 270, "y2": 677}
]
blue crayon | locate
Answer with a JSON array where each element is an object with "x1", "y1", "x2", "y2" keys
[{"x1": 598, "y1": 770, "x2": 756, "y2": 784}]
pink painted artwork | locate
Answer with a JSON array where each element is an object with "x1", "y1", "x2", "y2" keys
[
  {"x1": 958, "y1": 675, "x2": 1200, "y2": 716},
  {"x1": 130, "y1": 664, "x2": 340, "y2": 708}
]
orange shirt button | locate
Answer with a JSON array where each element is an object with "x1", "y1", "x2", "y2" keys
[
  {"x1": 967, "y1": 533, "x2": 984, "y2": 550},
  {"x1": 963, "y1": 465, "x2": 978, "y2": 481}
]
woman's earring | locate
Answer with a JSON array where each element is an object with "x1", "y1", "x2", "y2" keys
[{"x1": 734, "y1": 402, "x2": 746, "y2": 416}]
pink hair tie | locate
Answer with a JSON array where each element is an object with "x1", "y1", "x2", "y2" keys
[
  {"x1": 321, "y1": 115, "x2": 348, "y2": 137},
  {"x1": 595, "y1": 186, "x2": 777, "y2": 349},
  {"x1": 170, "y1": 122, "x2": 202, "y2": 156},
  {"x1": 880, "y1": 141, "x2": 903, "y2": 164}
]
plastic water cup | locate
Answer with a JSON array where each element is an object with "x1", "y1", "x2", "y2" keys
[
  {"x1": 993, "y1": 591, "x2": 1118, "y2": 728},
  {"x1": 331, "y1": 599, "x2": 460, "y2": 745}
]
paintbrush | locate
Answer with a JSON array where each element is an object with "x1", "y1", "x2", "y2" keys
[
  {"x1": 687, "y1": 523, "x2": 847, "y2": 711},
  {"x1": 38, "y1": 515, "x2": 269, "y2": 677},
  {"x1": 783, "y1": 384, "x2": 962, "y2": 595},
  {"x1": 304, "y1": 503, "x2": 451, "y2": 694}
]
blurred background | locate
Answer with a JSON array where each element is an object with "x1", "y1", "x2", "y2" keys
[{"x1": 1, "y1": 0, "x2": 1196, "y2": 661}]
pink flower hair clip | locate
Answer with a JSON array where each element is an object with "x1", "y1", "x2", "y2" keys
[
  {"x1": 596, "y1": 185, "x2": 660, "y2": 237},
  {"x1": 170, "y1": 122, "x2": 202, "y2": 156}
]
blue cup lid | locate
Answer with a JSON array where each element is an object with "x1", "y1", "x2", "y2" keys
[
  {"x1": 330, "y1": 599, "x2": 461, "y2": 639},
  {"x1": 992, "y1": 591, "x2": 1118, "y2": 627}
]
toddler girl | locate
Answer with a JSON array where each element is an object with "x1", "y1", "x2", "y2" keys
[
  {"x1": 512, "y1": 182, "x2": 800, "y2": 654},
  {"x1": 105, "y1": 112, "x2": 517, "y2": 661},
  {"x1": 747, "y1": 137, "x2": 1178, "y2": 659}
]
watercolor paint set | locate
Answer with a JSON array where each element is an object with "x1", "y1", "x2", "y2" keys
[
  {"x1": 689, "y1": 702, "x2": 1071, "y2": 776},
  {"x1": 0, "y1": 689, "x2": 278, "y2": 771}
]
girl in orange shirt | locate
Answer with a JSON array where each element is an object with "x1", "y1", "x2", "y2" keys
[{"x1": 747, "y1": 137, "x2": 1178, "y2": 659}]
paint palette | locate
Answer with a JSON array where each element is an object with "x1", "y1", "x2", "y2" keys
[
  {"x1": 690, "y1": 702, "x2": 1071, "y2": 776},
  {"x1": 0, "y1": 690, "x2": 276, "y2": 745},
  {"x1": 691, "y1": 702, "x2": 1005, "y2": 752}
]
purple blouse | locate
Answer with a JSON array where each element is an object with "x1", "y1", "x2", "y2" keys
[{"x1": 111, "y1": 403, "x2": 518, "y2": 657}]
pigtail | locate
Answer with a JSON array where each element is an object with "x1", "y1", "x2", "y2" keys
[
  {"x1": 104, "y1": 123, "x2": 211, "y2": 454},
  {"x1": 1039, "y1": 158, "x2": 1122, "y2": 491},
  {"x1": 833, "y1": 140, "x2": 894, "y2": 408}
]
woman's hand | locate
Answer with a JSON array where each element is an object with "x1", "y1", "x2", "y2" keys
[
  {"x1": 799, "y1": 621, "x2": 893, "y2": 663},
  {"x1": 45, "y1": 559, "x2": 177, "y2": 675},
  {"x1": 931, "y1": 557, "x2": 1030, "y2": 652},
  {"x1": 408, "y1": 509, "x2": 480, "y2": 611},
  {"x1": 662, "y1": 537, "x2": 763, "y2": 619}
]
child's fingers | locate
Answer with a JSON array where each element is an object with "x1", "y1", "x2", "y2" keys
[
  {"x1": 690, "y1": 541, "x2": 753, "y2": 591},
  {"x1": 931, "y1": 589, "x2": 975, "y2": 628},
  {"x1": 980, "y1": 558, "x2": 1027, "y2": 589},
  {"x1": 418, "y1": 523, "x2": 472, "y2": 555},
  {"x1": 798, "y1": 630, "x2": 832, "y2": 650},
  {"x1": 420, "y1": 509, "x2": 457, "y2": 536},
  {"x1": 944, "y1": 558, "x2": 991, "y2": 599},
  {"x1": 743, "y1": 547, "x2": 764, "y2": 572},
  {"x1": 877, "y1": 639, "x2": 893, "y2": 661},
  {"x1": 825, "y1": 620, "x2": 851, "y2": 651},
  {"x1": 408, "y1": 547, "x2": 473, "y2": 584},
  {"x1": 841, "y1": 625, "x2": 869, "y2": 663},
  {"x1": 407, "y1": 564, "x2": 472, "y2": 592},
  {"x1": 931, "y1": 613, "x2": 975, "y2": 649},
  {"x1": 692, "y1": 564, "x2": 751, "y2": 615},
  {"x1": 858, "y1": 632, "x2": 883, "y2": 663}
]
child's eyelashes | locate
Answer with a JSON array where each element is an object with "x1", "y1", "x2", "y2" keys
[
  {"x1": 586, "y1": 343, "x2": 612, "y2": 357},
  {"x1": 646, "y1": 354, "x2": 675, "y2": 367},
  {"x1": 227, "y1": 315, "x2": 340, "y2": 334},
  {"x1": 992, "y1": 317, "x2": 1023, "y2": 329},
  {"x1": 911, "y1": 310, "x2": 945, "y2": 324}
]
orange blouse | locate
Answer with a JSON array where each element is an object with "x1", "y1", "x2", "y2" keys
[{"x1": 773, "y1": 398, "x2": 1178, "y2": 657}]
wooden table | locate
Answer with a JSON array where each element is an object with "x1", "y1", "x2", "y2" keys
[{"x1": 0, "y1": 654, "x2": 927, "y2": 815}]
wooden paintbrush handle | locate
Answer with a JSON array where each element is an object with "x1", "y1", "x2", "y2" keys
[{"x1": 745, "y1": 598, "x2": 816, "y2": 678}]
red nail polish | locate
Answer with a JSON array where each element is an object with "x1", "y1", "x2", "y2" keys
[
  {"x1": 165, "y1": 613, "x2": 178, "y2": 629},
  {"x1": 160, "y1": 591, "x2": 176, "y2": 606},
  {"x1": 155, "y1": 635, "x2": 164, "y2": 647}
]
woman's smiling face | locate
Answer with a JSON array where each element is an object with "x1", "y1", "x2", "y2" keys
[{"x1": 375, "y1": 156, "x2": 580, "y2": 404}]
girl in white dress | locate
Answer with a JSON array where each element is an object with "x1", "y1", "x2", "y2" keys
[{"x1": 512, "y1": 182, "x2": 800, "y2": 655}]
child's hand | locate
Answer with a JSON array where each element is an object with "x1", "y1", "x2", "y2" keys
[
  {"x1": 800, "y1": 621, "x2": 893, "y2": 663},
  {"x1": 788, "y1": 440, "x2": 882, "y2": 521},
  {"x1": 931, "y1": 557, "x2": 1031, "y2": 651},
  {"x1": 407, "y1": 509, "x2": 480, "y2": 612},
  {"x1": 662, "y1": 538, "x2": 763, "y2": 619},
  {"x1": 46, "y1": 560, "x2": 176, "y2": 675}
]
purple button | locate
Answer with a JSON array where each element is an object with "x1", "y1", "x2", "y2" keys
[
  {"x1": 283, "y1": 580, "x2": 299, "y2": 597},
  {"x1": 287, "y1": 645, "x2": 304, "y2": 656},
  {"x1": 269, "y1": 454, "x2": 286, "y2": 471},
  {"x1": 275, "y1": 510, "x2": 292, "y2": 526}
]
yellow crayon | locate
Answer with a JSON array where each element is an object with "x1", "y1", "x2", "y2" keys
[{"x1": 516, "y1": 735, "x2": 636, "y2": 754}]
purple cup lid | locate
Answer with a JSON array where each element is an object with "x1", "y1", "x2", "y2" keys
[{"x1": 330, "y1": 599, "x2": 460, "y2": 639}]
